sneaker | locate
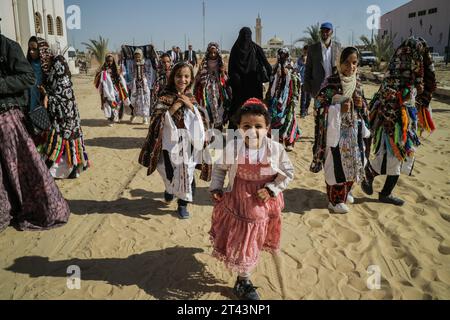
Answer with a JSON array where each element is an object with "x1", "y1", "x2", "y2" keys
[
  {"x1": 328, "y1": 203, "x2": 350, "y2": 214},
  {"x1": 164, "y1": 191, "x2": 174, "y2": 204},
  {"x1": 143, "y1": 117, "x2": 149, "y2": 125},
  {"x1": 379, "y1": 194, "x2": 405, "y2": 206},
  {"x1": 130, "y1": 116, "x2": 136, "y2": 123},
  {"x1": 233, "y1": 278, "x2": 261, "y2": 301},
  {"x1": 177, "y1": 206, "x2": 190, "y2": 220},
  {"x1": 347, "y1": 192, "x2": 355, "y2": 204},
  {"x1": 361, "y1": 178, "x2": 374, "y2": 196},
  {"x1": 285, "y1": 145, "x2": 294, "y2": 152},
  {"x1": 108, "y1": 123, "x2": 114, "y2": 127}
]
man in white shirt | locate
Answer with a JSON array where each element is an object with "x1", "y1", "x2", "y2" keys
[
  {"x1": 168, "y1": 46, "x2": 177, "y2": 63},
  {"x1": 184, "y1": 45, "x2": 198, "y2": 68},
  {"x1": 304, "y1": 22, "x2": 341, "y2": 98}
]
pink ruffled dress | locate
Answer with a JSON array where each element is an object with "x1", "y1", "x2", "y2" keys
[{"x1": 210, "y1": 149, "x2": 284, "y2": 274}]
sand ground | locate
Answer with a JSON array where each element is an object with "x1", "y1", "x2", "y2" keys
[{"x1": 0, "y1": 73, "x2": 449, "y2": 300}]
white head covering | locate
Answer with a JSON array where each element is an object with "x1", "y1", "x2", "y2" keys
[{"x1": 134, "y1": 48, "x2": 145, "y2": 65}]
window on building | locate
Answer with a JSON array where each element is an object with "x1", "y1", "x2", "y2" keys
[
  {"x1": 47, "y1": 15, "x2": 54, "y2": 35},
  {"x1": 418, "y1": 10, "x2": 426, "y2": 16},
  {"x1": 56, "y1": 17, "x2": 63, "y2": 36},
  {"x1": 408, "y1": 12, "x2": 416, "y2": 18},
  {"x1": 35, "y1": 12, "x2": 42, "y2": 34},
  {"x1": 428, "y1": 8, "x2": 438, "y2": 14}
]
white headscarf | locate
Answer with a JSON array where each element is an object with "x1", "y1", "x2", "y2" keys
[
  {"x1": 340, "y1": 72, "x2": 357, "y2": 99},
  {"x1": 134, "y1": 48, "x2": 145, "y2": 66}
]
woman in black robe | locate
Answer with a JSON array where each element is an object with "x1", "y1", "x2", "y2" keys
[{"x1": 228, "y1": 27, "x2": 272, "y2": 129}]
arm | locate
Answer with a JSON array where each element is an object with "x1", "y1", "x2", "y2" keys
[
  {"x1": 209, "y1": 162, "x2": 229, "y2": 192},
  {"x1": 0, "y1": 40, "x2": 35, "y2": 95},
  {"x1": 265, "y1": 145, "x2": 294, "y2": 196},
  {"x1": 257, "y1": 46, "x2": 272, "y2": 77},
  {"x1": 228, "y1": 51, "x2": 241, "y2": 87}
]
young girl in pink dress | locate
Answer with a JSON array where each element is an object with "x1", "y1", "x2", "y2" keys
[{"x1": 209, "y1": 98, "x2": 294, "y2": 300}]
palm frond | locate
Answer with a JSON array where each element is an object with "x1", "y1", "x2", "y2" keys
[{"x1": 82, "y1": 36, "x2": 109, "y2": 65}]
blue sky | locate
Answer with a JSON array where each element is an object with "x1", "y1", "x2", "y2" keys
[{"x1": 66, "y1": 0, "x2": 410, "y2": 52}]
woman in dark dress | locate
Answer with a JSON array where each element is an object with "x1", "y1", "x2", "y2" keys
[{"x1": 228, "y1": 27, "x2": 272, "y2": 129}]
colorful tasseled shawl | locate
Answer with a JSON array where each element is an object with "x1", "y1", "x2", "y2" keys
[
  {"x1": 138, "y1": 90, "x2": 211, "y2": 181},
  {"x1": 369, "y1": 37, "x2": 437, "y2": 162}
]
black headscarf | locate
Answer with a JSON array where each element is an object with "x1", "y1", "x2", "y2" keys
[{"x1": 229, "y1": 27, "x2": 257, "y2": 75}]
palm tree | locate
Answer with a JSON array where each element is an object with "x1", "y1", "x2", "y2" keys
[
  {"x1": 82, "y1": 36, "x2": 109, "y2": 65},
  {"x1": 294, "y1": 23, "x2": 321, "y2": 46},
  {"x1": 360, "y1": 34, "x2": 396, "y2": 71}
]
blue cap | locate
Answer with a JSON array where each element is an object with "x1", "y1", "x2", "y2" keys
[{"x1": 320, "y1": 22, "x2": 333, "y2": 30}]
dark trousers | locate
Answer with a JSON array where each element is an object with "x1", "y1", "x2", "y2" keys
[
  {"x1": 300, "y1": 85, "x2": 311, "y2": 116},
  {"x1": 365, "y1": 162, "x2": 400, "y2": 196}
]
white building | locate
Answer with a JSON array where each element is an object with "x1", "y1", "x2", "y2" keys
[
  {"x1": 379, "y1": 0, "x2": 450, "y2": 55},
  {"x1": 263, "y1": 36, "x2": 285, "y2": 51},
  {"x1": 0, "y1": 0, "x2": 68, "y2": 57}
]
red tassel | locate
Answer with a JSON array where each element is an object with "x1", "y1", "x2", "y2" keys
[{"x1": 424, "y1": 108, "x2": 436, "y2": 132}]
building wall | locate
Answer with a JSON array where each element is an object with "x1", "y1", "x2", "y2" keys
[
  {"x1": 379, "y1": 0, "x2": 450, "y2": 55},
  {"x1": 32, "y1": 0, "x2": 68, "y2": 55},
  {"x1": 1, "y1": 0, "x2": 68, "y2": 57},
  {"x1": 0, "y1": 1, "x2": 17, "y2": 41},
  {"x1": 17, "y1": 0, "x2": 35, "y2": 52}
]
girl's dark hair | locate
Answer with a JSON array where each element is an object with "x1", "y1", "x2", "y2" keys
[
  {"x1": 166, "y1": 62, "x2": 195, "y2": 92},
  {"x1": 205, "y1": 46, "x2": 224, "y2": 70},
  {"x1": 234, "y1": 98, "x2": 271, "y2": 126},
  {"x1": 28, "y1": 36, "x2": 38, "y2": 44},
  {"x1": 160, "y1": 53, "x2": 171, "y2": 61},
  {"x1": 27, "y1": 36, "x2": 39, "y2": 61},
  {"x1": 105, "y1": 55, "x2": 120, "y2": 81},
  {"x1": 340, "y1": 47, "x2": 360, "y2": 65}
]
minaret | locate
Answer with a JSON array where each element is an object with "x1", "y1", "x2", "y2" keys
[{"x1": 255, "y1": 14, "x2": 262, "y2": 46}]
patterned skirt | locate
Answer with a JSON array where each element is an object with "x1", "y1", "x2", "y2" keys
[{"x1": 0, "y1": 109, "x2": 70, "y2": 232}]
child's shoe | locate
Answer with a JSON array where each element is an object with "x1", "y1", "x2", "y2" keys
[
  {"x1": 328, "y1": 202, "x2": 350, "y2": 214},
  {"x1": 379, "y1": 194, "x2": 405, "y2": 206},
  {"x1": 233, "y1": 278, "x2": 261, "y2": 301},
  {"x1": 361, "y1": 178, "x2": 374, "y2": 196},
  {"x1": 177, "y1": 206, "x2": 190, "y2": 220},
  {"x1": 347, "y1": 192, "x2": 355, "y2": 204}
]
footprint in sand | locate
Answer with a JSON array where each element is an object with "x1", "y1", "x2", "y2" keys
[
  {"x1": 321, "y1": 238, "x2": 338, "y2": 249},
  {"x1": 440, "y1": 213, "x2": 450, "y2": 223},
  {"x1": 300, "y1": 266, "x2": 319, "y2": 287},
  {"x1": 361, "y1": 205, "x2": 379, "y2": 219},
  {"x1": 335, "y1": 227, "x2": 361, "y2": 244},
  {"x1": 353, "y1": 218, "x2": 370, "y2": 227},
  {"x1": 306, "y1": 219, "x2": 323, "y2": 229},
  {"x1": 385, "y1": 247, "x2": 407, "y2": 260},
  {"x1": 438, "y1": 240, "x2": 450, "y2": 255},
  {"x1": 436, "y1": 268, "x2": 450, "y2": 285}
]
